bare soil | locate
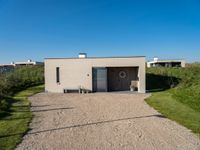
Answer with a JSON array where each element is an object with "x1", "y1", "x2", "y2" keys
[{"x1": 16, "y1": 93, "x2": 200, "y2": 150}]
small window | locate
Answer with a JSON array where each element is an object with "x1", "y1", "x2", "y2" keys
[{"x1": 56, "y1": 67, "x2": 60, "y2": 83}]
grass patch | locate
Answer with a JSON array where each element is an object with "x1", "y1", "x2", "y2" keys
[
  {"x1": 0, "y1": 85, "x2": 44, "y2": 150},
  {"x1": 146, "y1": 90, "x2": 200, "y2": 134},
  {"x1": 146, "y1": 64, "x2": 200, "y2": 135}
]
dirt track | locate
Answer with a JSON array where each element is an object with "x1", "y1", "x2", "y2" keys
[{"x1": 16, "y1": 93, "x2": 200, "y2": 150}]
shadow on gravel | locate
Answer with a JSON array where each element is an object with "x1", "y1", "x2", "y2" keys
[
  {"x1": 32, "y1": 107, "x2": 74, "y2": 112},
  {"x1": 16, "y1": 107, "x2": 74, "y2": 112},
  {"x1": 31, "y1": 105, "x2": 51, "y2": 107},
  {"x1": 0, "y1": 114, "x2": 165, "y2": 138},
  {"x1": 13, "y1": 105, "x2": 51, "y2": 108}
]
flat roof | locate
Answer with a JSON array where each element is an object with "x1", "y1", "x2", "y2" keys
[
  {"x1": 148, "y1": 59, "x2": 184, "y2": 63},
  {"x1": 45, "y1": 56, "x2": 145, "y2": 60}
]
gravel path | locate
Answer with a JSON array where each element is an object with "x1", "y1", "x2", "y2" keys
[{"x1": 16, "y1": 93, "x2": 200, "y2": 150}]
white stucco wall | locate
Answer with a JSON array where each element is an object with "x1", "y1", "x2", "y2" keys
[{"x1": 45, "y1": 57, "x2": 146, "y2": 93}]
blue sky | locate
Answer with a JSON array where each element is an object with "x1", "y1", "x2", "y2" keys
[{"x1": 0, "y1": 0, "x2": 200, "y2": 63}]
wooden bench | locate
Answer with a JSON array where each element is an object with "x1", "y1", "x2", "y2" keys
[
  {"x1": 63, "y1": 88, "x2": 91, "y2": 94},
  {"x1": 63, "y1": 88, "x2": 81, "y2": 93}
]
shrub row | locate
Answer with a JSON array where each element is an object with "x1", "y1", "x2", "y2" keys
[
  {"x1": 147, "y1": 63, "x2": 200, "y2": 112},
  {"x1": 0, "y1": 65, "x2": 44, "y2": 96},
  {"x1": 0, "y1": 65, "x2": 44, "y2": 111}
]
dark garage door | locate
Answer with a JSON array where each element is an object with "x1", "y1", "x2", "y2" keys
[
  {"x1": 107, "y1": 67, "x2": 138, "y2": 91},
  {"x1": 92, "y1": 67, "x2": 107, "y2": 92}
]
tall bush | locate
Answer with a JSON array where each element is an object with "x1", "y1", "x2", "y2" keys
[
  {"x1": 147, "y1": 64, "x2": 200, "y2": 112},
  {"x1": 0, "y1": 65, "x2": 44, "y2": 97}
]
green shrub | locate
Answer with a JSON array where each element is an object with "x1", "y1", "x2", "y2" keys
[
  {"x1": 0, "y1": 65, "x2": 44, "y2": 112},
  {"x1": 0, "y1": 99, "x2": 9, "y2": 111},
  {"x1": 147, "y1": 64, "x2": 200, "y2": 112}
]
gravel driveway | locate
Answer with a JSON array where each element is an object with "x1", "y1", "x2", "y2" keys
[{"x1": 16, "y1": 93, "x2": 200, "y2": 150}]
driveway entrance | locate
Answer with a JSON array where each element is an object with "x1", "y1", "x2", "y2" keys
[{"x1": 16, "y1": 93, "x2": 200, "y2": 150}]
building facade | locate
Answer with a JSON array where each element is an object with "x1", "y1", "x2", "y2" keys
[{"x1": 45, "y1": 54, "x2": 146, "y2": 93}]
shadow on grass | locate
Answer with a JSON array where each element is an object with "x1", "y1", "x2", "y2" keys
[
  {"x1": 0, "y1": 116, "x2": 32, "y2": 121},
  {"x1": 0, "y1": 111, "x2": 10, "y2": 119},
  {"x1": 146, "y1": 73, "x2": 180, "y2": 93},
  {"x1": 0, "y1": 114, "x2": 165, "y2": 138},
  {"x1": 0, "y1": 97, "x2": 20, "y2": 119}
]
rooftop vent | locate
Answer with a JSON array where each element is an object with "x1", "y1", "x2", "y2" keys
[{"x1": 78, "y1": 53, "x2": 87, "y2": 58}]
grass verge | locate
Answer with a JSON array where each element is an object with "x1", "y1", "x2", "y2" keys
[
  {"x1": 145, "y1": 90, "x2": 200, "y2": 135},
  {"x1": 0, "y1": 85, "x2": 44, "y2": 150}
]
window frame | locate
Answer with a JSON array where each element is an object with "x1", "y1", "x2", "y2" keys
[{"x1": 56, "y1": 67, "x2": 60, "y2": 83}]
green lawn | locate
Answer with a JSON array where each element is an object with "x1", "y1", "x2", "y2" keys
[
  {"x1": 0, "y1": 85, "x2": 44, "y2": 150},
  {"x1": 146, "y1": 64, "x2": 200, "y2": 135},
  {"x1": 145, "y1": 90, "x2": 200, "y2": 135}
]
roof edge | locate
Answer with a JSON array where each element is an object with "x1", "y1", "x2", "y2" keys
[
  {"x1": 45, "y1": 56, "x2": 146, "y2": 60},
  {"x1": 147, "y1": 59, "x2": 185, "y2": 63}
]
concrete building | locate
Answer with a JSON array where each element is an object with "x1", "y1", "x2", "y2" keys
[
  {"x1": 45, "y1": 54, "x2": 146, "y2": 93},
  {"x1": 147, "y1": 58, "x2": 185, "y2": 68}
]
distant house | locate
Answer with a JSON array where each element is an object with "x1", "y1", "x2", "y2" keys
[
  {"x1": 12, "y1": 59, "x2": 44, "y2": 66},
  {"x1": 0, "y1": 60, "x2": 43, "y2": 73},
  {"x1": 45, "y1": 53, "x2": 146, "y2": 93},
  {"x1": 147, "y1": 58, "x2": 185, "y2": 68}
]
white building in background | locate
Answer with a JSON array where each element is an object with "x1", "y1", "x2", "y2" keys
[
  {"x1": 0, "y1": 60, "x2": 43, "y2": 67},
  {"x1": 12, "y1": 59, "x2": 43, "y2": 66},
  {"x1": 0, "y1": 60, "x2": 44, "y2": 73},
  {"x1": 147, "y1": 58, "x2": 185, "y2": 68}
]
